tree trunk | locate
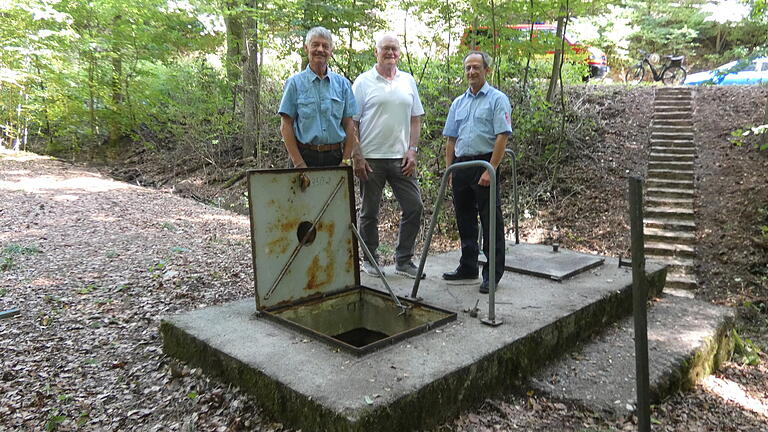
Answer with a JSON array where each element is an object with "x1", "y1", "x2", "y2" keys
[
  {"x1": 223, "y1": 0, "x2": 244, "y2": 86},
  {"x1": 546, "y1": 13, "x2": 566, "y2": 104},
  {"x1": 107, "y1": 15, "x2": 125, "y2": 147},
  {"x1": 241, "y1": 1, "x2": 259, "y2": 160},
  {"x1": 108, "y1": 51, "x2": 124, "y2": 146}
]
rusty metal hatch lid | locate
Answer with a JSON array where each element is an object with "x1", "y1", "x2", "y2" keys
[{"x1": 247, "y1": 167, "x2": 359, "y2": 310}]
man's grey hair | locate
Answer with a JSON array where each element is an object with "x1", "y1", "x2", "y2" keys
[
  {"x1": 464, "y1": 50, "x2": 492, "y2": 69},
  {"x1": 305, "y1": 26, "x2": 334, "y2": 50},
  {"x1": 375, "y1": 34, "x2": 400, "y2": 50}
]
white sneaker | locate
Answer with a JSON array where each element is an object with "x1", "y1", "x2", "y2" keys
[{"x1": 361, "y1": 260, "x2": 384, "y2": 278}]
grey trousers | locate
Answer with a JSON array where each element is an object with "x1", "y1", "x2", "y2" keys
[{"x1": 358, "y1": 159, "x2": 423, "y2": 265}]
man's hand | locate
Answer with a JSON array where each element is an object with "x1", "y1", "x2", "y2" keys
[
  {"x1": 401, "y1": 148, "x2": 417, "y2": 176},
  {"x1": 353, "y1": 156, "x2": 372, "y2": 181},
  {"x1": 478, "y1": 169, "x2": 492, "y2": 187}
]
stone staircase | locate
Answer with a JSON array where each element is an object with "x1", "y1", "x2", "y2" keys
[{"x1": 644, "y1": 87, "x2": 697, "y2": 291}]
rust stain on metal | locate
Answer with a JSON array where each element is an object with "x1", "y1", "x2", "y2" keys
[
  {"x1": 272, "y1": 218, "x2": 299, "y2": 233},
  {"x1": 315, "y1": 221, "x2": 335, "y2": 238},
  {"x1": 305, "y1": 254, "x2": 335, "y2": 291},
  {"x1": 345, "y1": 237, "x2": 355, "y2": 273},
  {"x1": 266, "y1": 235, "x2": 289, "y2": 255}
]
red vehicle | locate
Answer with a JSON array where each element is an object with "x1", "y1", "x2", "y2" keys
[{"x1": 462, "y1": 24, "x2": 609, "y2": 80}]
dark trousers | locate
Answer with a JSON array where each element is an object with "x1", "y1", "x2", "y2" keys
[
  {"x1": 297, "y1": 147, "x2": 342, "y2": 167},
  {"x1": 358, "y1": 159, "x2": 423, "y2": 265},
  {"x1": 451, "y1": 153, "x2": 505, "y2": 283}
]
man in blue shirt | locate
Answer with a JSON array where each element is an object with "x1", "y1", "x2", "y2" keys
[
  {"x1": 278, "y1": 27, "x2": 358, "y2": 167},
  {"x1": 442, "y1": 51, "x2": 512, "y2": 294}
]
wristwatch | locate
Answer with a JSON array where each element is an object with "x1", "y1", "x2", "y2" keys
[
  {"x1": 342, "y1": 158, "x2": 353, "y2": 166},
  {"x1": 408, "y1": 146, "x2": 419, "y2": 153}
]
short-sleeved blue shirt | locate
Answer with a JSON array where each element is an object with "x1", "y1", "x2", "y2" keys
[
  {"x1": 278, "y1": 65, "x2": 358, "y2": 146},
  {"x1": 442, "y1": 82, "x2": 512, "y2": 157}
]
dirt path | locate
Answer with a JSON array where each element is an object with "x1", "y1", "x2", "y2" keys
[{"x1": 0, "y1": 151, "x2": 267, "y2": 430}]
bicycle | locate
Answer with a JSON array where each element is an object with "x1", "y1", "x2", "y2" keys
[{"x1": 625, "y1": 50, "x2": 687, "y2": 85}]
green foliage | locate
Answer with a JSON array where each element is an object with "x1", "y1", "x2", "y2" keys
[
  {"x1": 3, "y1": 243, "x2": 41, "y2": 255},
  {"x1": 45, "y1": 412, "x2": 66, "y2": 431},
  {"x1": 1, "y1": 243, "x2": 41, "y2": 271},
  {"x1": 731, "y1": 124, "x2": 768, "y2": 151},
  {"x1": 732, "y1": 329, "x2": 762, "y2": 366}
]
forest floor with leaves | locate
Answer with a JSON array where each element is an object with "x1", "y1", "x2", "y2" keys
[{"x1": 1, "y1": 85, "x2": 767, "y2": 431}]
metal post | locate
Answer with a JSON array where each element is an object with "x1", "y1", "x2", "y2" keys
[
  {"x1": 629, "y1": 176, "x2": 650, "y2": 432},
  {"x1": 349, "y1": 223, "x2": 408, "y2": 315},
  {"x1": 411, "y1": 160, "x2": 501, "y2": 326},
  {"x1": 504, "y1": 149, "x2": 519, "y2": 245}
]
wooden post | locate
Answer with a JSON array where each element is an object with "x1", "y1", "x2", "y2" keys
[{"x1": 629, "y1": 176, "x2": 650, "y2": 432}]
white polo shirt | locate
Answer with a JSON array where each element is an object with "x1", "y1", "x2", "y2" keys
[{"x1": 352, "y1": 66, "x2": 425, "y2": 159}]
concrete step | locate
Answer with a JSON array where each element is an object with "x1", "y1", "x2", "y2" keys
[
  {"x1": 648, "y1": 160, "x2": 694, "y2": 171},
  {"x1": 665, "y1": 274, "x2": 699, "y2": 290},
  {"x1": 653, "y1": 119, "x2": 694, "y2": 127},
  {"x1": 529, "y1": 295, "x2": 734, "y2": 417},
  {"x1": 650, "y1": 145, "x2": 696, "y2": 153},
  {"x1": 644, "y1": 217, "x2": 696, "y2": 231},
  {"x1": 645, "y1": 196, "x2": 694, "y2": 208},
  {"x1": 652, "y1": 125, "x2": 693, "y2": 132},
  {"x1": 653, "y1": 101, "x2": 693, "y2": 113},
  {"x1": 646, "y1": 187, "x2": 694, "y2": 199},
  {"x1": 646, "y1": 178, "x2": 694, "y2": 188},
  {"x1": 655, "y1": 99, "x2": 692, "y2": 105},
  {"x1": 654, "y1": 105, "x2": 692, "y2": 113},
  {"x1": 646, "y1": 255, "x2": 696, "y2": 273},
  {"x1": 649, "y1": 146, "x2": 696, "y2": 155},
  {"x1": 644, "y1": 228, "x2": 696, "y2": 245},
  {"x1": 655, "y1": 96, "x2": 692, "y2": 103},
  {"x1": 645, "y1": 241, "x2": 696, "y2": 258},
  {"x1": 647, "y1": 168, "x2": 694, "y2": 180},
  {"x1": 656, "y1": 88, "x2": 693, "y2": 95},
  {"x1": 654, "y1": 112, "x2": 693, "y2": 120},
  {"x1": 651, "y1": 132, "x2": 694, "y2": 141},
  {"x1": 649, "y1": 152, "x2": 695, "y2": 162},
  {"x1": 645, "y1": 206, "x2": 695, "y2": 219}
]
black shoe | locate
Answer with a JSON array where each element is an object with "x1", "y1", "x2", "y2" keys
[
  {"x1": 479, "y1": 280, "x2": 489, "y2": 294},
  {"x1": 442, "y1": 267, "x2": 479, "y2": 281},
  {"x1": 479, "y1": 280, "x2": 500, "y2": 294}
]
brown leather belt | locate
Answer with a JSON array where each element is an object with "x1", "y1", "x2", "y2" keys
[{"x1": 297, "y1": 142, "x2": 341, "y2": 152}]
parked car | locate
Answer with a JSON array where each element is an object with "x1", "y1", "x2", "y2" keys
[
  {"x1": 462, "y1": 24, "x2": 609, "y2": 80},
  {"x1": 684, "y1": 57, "x2": 768, "y2": 85}
]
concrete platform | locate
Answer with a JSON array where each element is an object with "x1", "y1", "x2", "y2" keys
[
  {"x1": 161, "y1": 248, "x2": 666, "y2": 432},
  {"x1": 529, "y1": 294, "x2": 735, "y2": 415}
]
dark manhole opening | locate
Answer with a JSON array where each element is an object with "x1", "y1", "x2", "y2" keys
[
  {"x1": 333, "y1": 327, "x2": 389, "y2": 348},
  {"x1": 296, "y1": 221, "x2": 317, "y2": 245}
]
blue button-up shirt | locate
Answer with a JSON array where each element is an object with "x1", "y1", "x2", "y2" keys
[
  {"x1": 278, "y1": 66, "x2": 358, "y2": 146},
  {"x1": 442, "y1": 82, "x2": 512, "y2": 157}
]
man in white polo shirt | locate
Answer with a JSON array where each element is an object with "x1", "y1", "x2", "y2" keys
[{"x1": 351, "y1": 34, "x2": 425, "y2": 279}]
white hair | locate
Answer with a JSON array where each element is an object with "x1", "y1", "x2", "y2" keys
[
  {"x1": 305, "y1": 26, "x2": 334, "y2": 50},
  {"x1": 375, "y1": 34, "x2": 400, "y2": 50}
]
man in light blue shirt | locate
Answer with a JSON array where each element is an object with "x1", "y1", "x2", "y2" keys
[
  {"x1": 442, "y1": 51, "x2": 512, "y2": 294},
  {"x1": 278, "y1": 27, "x2": 358, "y2": 167}
]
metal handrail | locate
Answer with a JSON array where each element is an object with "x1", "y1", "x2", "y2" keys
[
  {"x1": 410, "y1": 160, "x2": 501, "y2": 325},
  {"x1": 505, "y1": 148, "x2": 519, "y2": 245}
]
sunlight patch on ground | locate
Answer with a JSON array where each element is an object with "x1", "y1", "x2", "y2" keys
[
  {"x1": 52, "y1": 194, "x2": 80, "y2": 202},
  {"x1": 197, "y1": 213, "x2": 249, "y2": 227},
  {"x1": 526, "y1": 227, "x2": 548, "y2": 244},
  {"x1": 0, "y1": 148, "x2": 51, "y2": 161},
  {"x1": 702, "y1": 374, "x2": 768, "y2": 418},
  {"x1": 31, "y1": 278, "x2": 58, "y2": 287},
  {"x1": 91, "y1": 216, "x2": 119, "y2": 223},
  {"x1": 0, "y1": 175, "x2": 132, "y2": 193}
]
